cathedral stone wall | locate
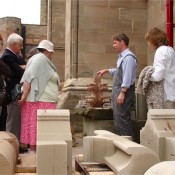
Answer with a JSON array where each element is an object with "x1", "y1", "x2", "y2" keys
[
  {"x1": 0, "y1": 17, "x2": 47, "y2": 60},
  {"x1": 40, "y1": 0, "x2": 48, "y2": 25},
  {"x1": 24, "y1": 24, "x2": 47, "y2": 55},
  {"x1": 0, "y1": 17, "x2": 22, "y2": 49},
  {"x1": 65, "y1": 0, "x2": 147, "y2": 80},
  {"x1": 147, "y1": 0, "x2": 166, "y2": 65},
  {"x1": 47, "y1": 0, "x2": 66, "y2": 82}
]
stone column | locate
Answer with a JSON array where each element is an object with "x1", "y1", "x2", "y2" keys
[
  {"x1": 65, "y1": 0, "x2": 79, "y2": 79},
  {"x1": 40, "y1": 0, "x2": 48, "y2": 25}
]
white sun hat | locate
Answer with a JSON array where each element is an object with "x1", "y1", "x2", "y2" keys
[{"x1": 37, "y1": 40, "x2": 54, "y2": 52}]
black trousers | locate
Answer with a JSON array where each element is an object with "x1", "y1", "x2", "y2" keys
[{"x1": 0, "y1": 104, "x2": 7, "y2": 131}]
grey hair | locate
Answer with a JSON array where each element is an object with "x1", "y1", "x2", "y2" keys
[{"x1": 7, "y1": 33, "x2": 23, "y2": 46}]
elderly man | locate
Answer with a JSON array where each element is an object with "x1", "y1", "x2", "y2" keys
[{"x1": 1, "y1": 33, "x2": 26, "y2": 150}]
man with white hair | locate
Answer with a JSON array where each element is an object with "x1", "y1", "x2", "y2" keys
[{"x1": 1, "y1": 33, "x2": 26, "y2": 150}]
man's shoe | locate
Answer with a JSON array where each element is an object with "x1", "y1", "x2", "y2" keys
[{"x1": 19, "y1": 147, "x2": 28, "y2": 154}]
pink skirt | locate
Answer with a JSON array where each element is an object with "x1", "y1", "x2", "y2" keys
[{"x1": 20, "y1": 101, "x2": 57, "y2": 145}]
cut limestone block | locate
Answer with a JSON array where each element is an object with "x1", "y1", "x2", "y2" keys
[
  {"x1": 83, "y1": 132, "x2": 159, "y2": 175},
  {"x1": 140, "y1": 109, "x2": 175, "y2": 161},
  {"x1": 0, "y1": 131, "x2": 19, "y2": 162},
  {"x1": 0, "y1": 139, "x2": 15, "y2": 175},
  {"x1": 37, "y1": 109, "x2": 72, "y2": 175},
  {"x1": 37, "y1": 141, "x2": 67, "y2": 175},
  {"x1": 0, "y1": 131, "x2": 19, "y2": 163},
  {"x1": 105, "y1": 137, "x2": 159, "y2": 175},
  {"x1": 144, "y1": 161, "x2": 175, "y2": 175}
]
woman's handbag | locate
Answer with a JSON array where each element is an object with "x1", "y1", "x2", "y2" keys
[
  {"x1": 0, "y1": 87, "x2": 6, "y2": 106},
  {"x1": 11, "y1": 84, "x2": 23, "y2": 102},
  {"x1": 0, "y1": 75, "x2": 7, "y2": 106}
]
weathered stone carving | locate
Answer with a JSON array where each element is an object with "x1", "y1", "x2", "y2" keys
[{"x1": 77, "y1": 75, "x2": 111, "y2": 108}]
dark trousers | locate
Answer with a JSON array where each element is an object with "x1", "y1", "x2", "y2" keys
[
  {"x1": 0, "y1": 104, "x2": 7, "y2": 131},
  {"x1": 6, "y1": 102, "x2": 21, "y2": 140},
  {"x1": 112, "y1": 85, "x2": 135, "y2": 140}
]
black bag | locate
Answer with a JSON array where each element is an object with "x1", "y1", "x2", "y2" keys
[
  {"x1": 0, "y1": 75, "x2": 11, "y2": 106},
  {"x1": 11, "y1": 84, "x2": 23, "y2": 102},
  {"x1": 0, "y1": 87, "x2": 6, "y2": 106}
]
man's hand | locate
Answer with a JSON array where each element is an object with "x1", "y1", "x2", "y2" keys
[
  {"x1": 96, "y1": 69, "x2": 109, "y2": 77},
  {"x1": 19, "y1": 65, "x2": 26, "y2": 69},
  {"x1": 117, "y1": 92, "x2": 125, "y2": 105}
]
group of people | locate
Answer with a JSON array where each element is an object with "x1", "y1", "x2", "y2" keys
[
  {"x1": 0, "y1": 26, "x2": 174, "y2": 148},
  {"x1": 0, "y1": 33, "x2": 60, "y2": 152},
  {"x1": 97, "y1": 27, "x2": 175, "y2": 141}
]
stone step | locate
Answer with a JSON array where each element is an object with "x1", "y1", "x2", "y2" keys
[{"x1": 15, "y1": 153, "x2": 36, "y2": 174}]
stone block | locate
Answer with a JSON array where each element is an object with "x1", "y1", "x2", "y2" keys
[
  {"x1": 0, "y1": 140, "x2": 15, "y2": 175},
  {"x1": 37, "y1": 109, "x2": 72, "y2": 175},
  {"x1": 132, "y1": 21, "x2": 147, "y2": 34},
  {"x1": 83, "y1": 6, "x2": 119, "y2": 18},
  {"x1": 109, "y1": 0, "x2": 147, "y2": 9},
  {"x1": 79, "y1": 17, "x2": 105, "y2": 30},
  {"x1": 0, "y1": 131, "x2": 19, "y2": 163},
  {"x1": 78, "y1": 43, "x2": 106, "y2": 54},
  {"x1": 164, "y1": 137, "x2": 175, "y2": 160},
  {"x1": 78, "y1": 30, "x2": 109, "y2": 43},
  {"x1": 105, "y1": 19, "x2": 132, "y2": 32},
  {"x1": 37, "y1": 141, "x2": 67, "y2": 175},
  {"x1": 120, "y1": 8, "x2": 147, "y2": 21},
  {"x1": 79, "y1": 0, "x2": 108, "y2": 7},
  {"x1": 83, "y1": 132, "x2": 159, "y2": 175},
  {"x1": 144, "y1": 161, "x2": 175, "y2": 175},
  {"x1": 140, "y1": 109, "x2": 175, "y2": 161},
  {"x1": 78, "y1": 52, "x2": 116, "y2": 65},
  {"x1": 83, "y1": 136, "x2": 114, "y2": 163},
  {"x1": 37, "y1": 110, "x2": 71, "y2": 135}
]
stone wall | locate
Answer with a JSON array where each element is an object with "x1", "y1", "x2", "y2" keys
[
  {"x1": 0, "y1": 17, "x2": 22, "y2": 50},
  {"x1": 47, "y1": 0, "x2": 66, "y2": 81},
  {"x1": 147, "y1": 0, "x2": 166, "y2": 65},
  {"x1": 40, "y1": 0, "x2": 48, "y2": 25},
  {"x1": 24, "y1": 24, "x2": 47, "y2": 55},
  {"x1": 65, "y1": 0, "x2": 147, "y2": 80},
  {"x1": 0, "y1": 17, "x2": 47, "y2": 62}
]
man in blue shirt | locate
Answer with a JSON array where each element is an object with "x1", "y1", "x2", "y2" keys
[{"x1": 97, "y1": 33, "x2": 137, "y2": 140}]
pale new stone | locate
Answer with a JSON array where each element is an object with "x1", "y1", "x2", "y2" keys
[
  {"x1": 0, "y1": 139, "x2": 15, "y2": 175},
  {"x1": 0, "y1": 131, "x2": 19, "y2": 162},
  {"x1": 144, "y1": 161, "x2": 175, "y2": 175},
  {"x1": 83, "y1": 130, "x2": 159, "y2": 175},
  {"x1": 37, "y1": 141, "x2": 67, "y2": 175},
  {"x1": 164, "y1": 137, "x2": 175, "y2": 160},
  {"x1": 140, "y1": 109, "x2": 175, "y2": 161},
  {"x1": 37, "y1": 109, "x2": 72, "y2": 175}
]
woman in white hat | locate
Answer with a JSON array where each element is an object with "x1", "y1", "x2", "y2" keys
[{"x1": 18, "y1": 40, "x2": 60, "y2": 152}]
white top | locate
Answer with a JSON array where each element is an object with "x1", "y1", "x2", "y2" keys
[{"x1": 150, "y1": 46, "x2": 175, "y2": 101}]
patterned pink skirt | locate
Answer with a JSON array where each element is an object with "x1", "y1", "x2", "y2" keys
[{"x1": 20, "y1": 101, "x2": 57, "y2": 145}]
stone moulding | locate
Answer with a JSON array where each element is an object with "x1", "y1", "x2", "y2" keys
[
  {"x1": 37, "y1": 109, "x2": 72, "y2": 175},
  {"x1": 140, "y1": 109, "x2": 175, "y2": 161},
  {"x1": 83, "y1": 130, "x2": 159, "y2": 175}
]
